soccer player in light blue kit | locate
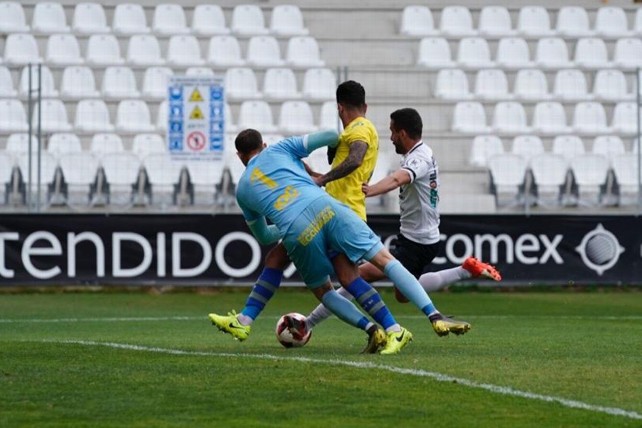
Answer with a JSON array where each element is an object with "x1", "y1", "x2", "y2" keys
[{"x1": 209, "y1": 128, "x2": 465, "y2": 354}]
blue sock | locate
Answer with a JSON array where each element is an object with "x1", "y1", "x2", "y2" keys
[
  {"x1": 241, "y1": 268, "x2": 282, "y2": 320},
  {"x1": 344, "y1": 277, "x2": 396, "y2": 329},
  {"x1": 321, "y1": 289, "x2": 370, "y2": 330},
  {"x1": 384, "y1": 260, "x2": 437, "y2": 316}
]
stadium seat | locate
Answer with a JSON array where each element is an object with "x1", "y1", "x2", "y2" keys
[
  {"x1": 573, "y1": 38, "x2": 611, "y2": 69},
  {"x1": 3, "y1": 34, "x2": 40, "y2": 66},
  {"x1": 0, "y1": 2, "x2": 29, "y2": 33},
  {"x1": 529, "y1": 153, "x2": 569, "y2": 205},
  {"x1": 552, "y1": 69, "x2": 591, "y2": 101},
  {"x1": 434, "y1": 69, "x2": 472, "y2": 100},
  {"x1": 572, "y1": 102, "x2": 609, "y2": 135},
  {"x1": 613, "y1": 38, "x2": 642, "y2": 70},
  {"x1": 319, "y1": 101, "x2": 341, "y2": 132},
  {"x1": 47, "y1": 133, "x2": 82, "y2": 158},
  {"x1": 535, "y1": 38, "x2": 572, "y2": 69},
  {"x1": 132, "y1": 133, "x2": 166, "y2": 159},
  {"x1": 552, "y1": 135, "x2": 586, "y2": 161},
  {"x1": 186, "y1": 67, "x2": 215, "y2": 77},
  {"x1": 517, "y1": 6, "x2": 554, "y2": 37},
  {"x1": 116, "y1": 100, "x2": 155, "y2": 133},
  {"x1": 18, "y1": 65, "x2": 58, "y2": 99},
  {"x1": 555, "y1": 6, "x2": 593, "y2": 37},
  {"x1": 531, "y1": 101, "x2": 571, "y2": 135},
  {"x1": 513, "y1": 69, "x2": 549, "y2": 101},
  {"x1": 511, "y1": 135, "x2": 545, "y2": 160},
  {"x1": 101, "y1": 151, "x2": 142, "y2": 205},
  {"x1": 595, "y1": 7, "x2": 632, "y2": 38},
  {"x1": 0, "y1": 66, "x2": 17, "y2": 98},
  {"x1": 492, "y1": 102, "x2": 529, "y2": 135},
  {"x1": 74, "y1": 99, "x2": 114, "y2": 133},
  {"x1": 223, "y1": 145, "x2": 246, "y2": 195},
  {"x1": 592, "y1": 136, "x2": 625, "y2": 161},
  {"x1": 192, "y1": 5, "x2": 229, "y2": 36},
  {"x1": 101, "y1": 66, "x2": 140, "y2": 100},
  {"x1": 141, "y1": 67, "x2": 173, "y2": 100},
  {"x1": 238, "y1": 100, "x2": 277, "y2": 133},
  {"x1": 186, "y1": 160, "x2": 225, "y2": 205},
  {"x1": 224, "y1": 103, "x2": 237, "y2": 134},
  {"x1": 31, "y1": 2, "x2": 70, "y2": 34},
  {"x1": 417, "y1": 38, "x2": 454, "y2": 69},
  {"x1": 399, "y1": 6, "x2": 437, "y2": 37},
  {"x1": 593, "y1": 70, "x2": 633, "y2": 101},
  {"x1": 570, "y1": 153, "x2": 610, "y2": 204},
  {"x1": 167, "y1": 35, "x2": 204, "y2": 67},
  {"x1": 60, "y1": 66, "x2": 99, "y2": 100},
  {"x1": 452, "y1": 102, "x2": 490, "y2": 134},
  {"x1": 156, "y1": 100, "x2": 168, "y2": 132},
  {"x1": 611, "y1": 102, "x2": 640, "y2": 135},
  {"x1": 263, "y1": 68, "x2": 300, "y2": 101},
  {"x1": 152, "y1": 4, "x2": 189, "y2": 36},
  {"x1": 439, "y1": 6, "x2": 476, "y2": 37},
  {"x1": 469, "y1": 135, "x2": 505, "y2": 167},
  {"x1": 478, "y1": 6, "x2": 515, "y2": 37},
  {"x1": 224, "y1": 67, "x2": 261, "y2": 101},
  {"x1": 33, "y1": 99, "x2": 72, "y2": 133},
  {"x1": 72, "y1": 3, "x2": 109, "y2": 35},
  {"x1": 0, "y1": 100, "x2": 28, "y2": 133},
  {"x1": 6, "y1": 133, "x2": 39, "y2": 154},
  {"x1": 231, "y1": 4, "x2": 269, "y2": 36},
  {"x1": 457, "y1": 38, "x2": 494, "y2": 69},
  {"x1": 302, "y1": 68, "x2": 336, "y2": 101},
  {"x1": 487, "y1": 153, "x2": 527, "y2": 204},
  {"x1": 142, "y1": 152, "x2": 183, "y2": 206},
  {"x1": 270, "y1": 5, "x2": 309, "y2": 36},
  {"x1": 635, "y1": 9, "x2": 642, "y2": 36},
  {"x1": 474, "y1": 69, "x2": 510, "y2": 101},
  {"x1": 17, "y1": 151, "x2": 59, "y2": 204},
  {"x1": 85, "y1": 35, "x2": 124, "y2": 66},
  {"x1": 286, "y1": 36, "x2": 325, "y2": 68},
  {"x1": 45, "y1": 34, "x2": 84, "y2": 66},
  {"x1": 0, "y1": 151, "x2": 15, "y2": 203},
  {"x1": 126, "y1": 35, "x2": 165, "y2": 67},
  {"x1": 90, "y1": 133, "x2": 125, "y2": 155},
  {"x1": 495, "y1": 37, "x2": 533, "y2": 69},
  {"x1": 207, "y1": 35, "x2": 245, "y2": 68},
  {"x1": 611, "y1": 154, "x2": 641, "y2": 204},
  {"x1": 278, "y1": 100, "x2": 316, "y2": 134},
  {"x1": 305, "y1": 148, "x2": 331, "y2": 174},
  {"x1": 112, "y1": 3, "x2": 150, "y2": 35},
  {"x1": 246, "y1": 36, "x2": 284, "y2": 68}
]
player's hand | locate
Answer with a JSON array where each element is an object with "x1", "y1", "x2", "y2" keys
[
  {"x1": 313, "y1": 176, "x2": 324, "y2": 187},
  {"x1": 362, "y1": 183, "x2": 370, "y2": 196}
]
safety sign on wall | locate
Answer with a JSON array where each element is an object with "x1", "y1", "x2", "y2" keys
[{"x1": 167, "y1": 76, "x2": 225, "y2": 160}]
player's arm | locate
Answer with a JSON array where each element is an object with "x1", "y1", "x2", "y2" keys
[
  {"x1": 304, "y1": 130, "x2": 339, "y2": 153},
  {"x1": 246, "y1": 217, "x2": 281, "y2": 245},
  {"x1": 362, "y1": 168, "x2": 412, "y2": 197},
  {"x1": 314, "y1": 140, "x2": 368, "y2": 187}
]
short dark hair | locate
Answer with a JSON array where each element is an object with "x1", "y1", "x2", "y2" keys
[
  {"x1": 390, "y1": 108, "x2": 423, "y2": 140},
  {"x1": 336, "y1": 80, "x2": 365, "y2": 108},
  {"x1": 235, "y1": 129, "x2": 263, "y2": 154}
]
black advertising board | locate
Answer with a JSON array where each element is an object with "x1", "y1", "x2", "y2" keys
[{"x1": 0, "y1": 214, "x2": 639, "y2": 285}]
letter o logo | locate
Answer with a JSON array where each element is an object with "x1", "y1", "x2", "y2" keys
[{"x1": 215, "y1": 232, "x2": 261, "y2": 278}]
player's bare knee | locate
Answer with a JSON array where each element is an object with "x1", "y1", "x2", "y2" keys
[{"x1": 264, "y1": 243, "x2": 290, "y2": 270}]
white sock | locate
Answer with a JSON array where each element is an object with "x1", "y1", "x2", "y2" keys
[
  {"x1": 306, "y1": 286, "x2": 354, "y2": 328},
  {"x1": 418, "y1": 267, "x2": 470, "y2": 293},
  {"x1": 237, "y1": 313, "x2": 253, "y2": 326}
]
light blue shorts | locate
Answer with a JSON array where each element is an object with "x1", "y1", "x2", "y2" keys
[{"x1": 282, "y1": 198, "x2": 383, "y2": 288}]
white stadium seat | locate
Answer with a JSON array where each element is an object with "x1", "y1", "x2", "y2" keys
[
  {"x1": 18, "y1": 65, "x2": 58, "y2": 98},
  {"x1": 555, "y1": 6, "x2": 593, "y2": 37},
  {"x1": 511, "y1": 135, "x2": 545, "y2": 160},
  {"x1": 90, "y1": 133, "x2": 125, "y2": 155},
  {"x1": 17, "y1": 152, "x2": 58, "y2": 201},
  {"x1": 278, "y1": 100, "x2": 316, "y2": 134},
  {"x1": 207, "y1": 36, "x2": 245, "y2": 68},
  {"x1": 302, "y1": 68, "x2": 336, "y2": 101},
  {"x1": 32, "y1": 2, "x2": 70, "y2": 34},
  {"x1": 570, "y1": 154, "x2": 610, "y2": 204},
  {"x1": 535, "y1": 38, "x2": 572, "y2": 69},
  {"x1": 141, "y1": 67, "x2": 173, "y2": 100},
  {"x1": 0, "y1": 66, "x2": 17, "y2": 98},
  {"x1": 635, "y1": 9, "x2": 642, "y2": 35},
  {"x1": 246, "y1": 36, "x2": 284, "y2": 68},
  {"x1": 156, "y1": 100, "x2": 168, "y2": 132},
  {"x1": 167, "y1": 35, "x2": 204, "y2": 67},
  {"x1": 573, "y1": 38, "x2": 611, "y2": 69},
  {"x1": 572, "y1": 102, "x2": 609, "y2": 135},
  {"x1": 116, "y1": 100, "x2": 155, "y2": 133},
  {"x1": 552, "y1": 69, "x2": 591, "y2": 101},
  {"x1": 231, "y1": 4, "x2": 269, "y2": 36},
  {"x1": 113, "y1": 4, "x2": 150, "y2": 35},
  {"x1": 552, "y1": 135, "x2": 586, "y2": 161},
  {"x1": 225, "y1": 67, "x2": 261, "y2": 101},
  {"x1": 593, "y1": 70, "x2": 633, "y2": 101},
  {"x1": 478, "y1": 6, "x2": 515, "y2": 37},
  {"x1": 495, "y1": 37, "x2": 532, "y2": 69},
  {"x1": 531, "y1": 102, "x2": 571, "y2": 135},
  {"x1": 474, "y1": 69, "x2": 510, "y2": 101},
  {"x1": 286, "y1": 36, "x2": 325, "y2": 68},
  {"x1": 513, "y1": 69, "x2": 549, "y2": 101},
  {"x1": 192, "y1": 5, "x2": 229, "y2": 36},
  {"x1": 86, "y1": 35, "x2": 124, "y2": 66},
  {"x1": 487, "y1": 153, "x2": 527, "y2": 203},
  {"x1": 0, "y1": 99, "x2": 28, "y2": 133},
  {"x1": 153, "y1": 4, "x2": 189, "y2": 36},
  {"x1": 492, "y1": 101, "x2": 529, "y2": 135},
  {"x1": 613, "y1": 38, "x2": 642, "y2": 70},
  {"x1": 439, "y1": 6, "x2": 476, "y2": 37},
  {"x1": 595, "y1": 7, "x2": 632, "y2": 38},
  {"x1": 319, "y1": 101, "x2": 341, "y2": 132},
  {"x1": 101, "y1": 152, "x2": 142, "y2": 205},
  {"x1": 270, "y1": 5, "x2": 309, "y2": 36},
  {"x1": 33, "y1": 99, "x2": 72, "y2": 133},
  {"x1": 6, "y1": 133, "x2": 39, "y2": 154},
  {"x1": 0, "y1": 2, "x2": 29, "y2": 33},
  {"x1": 46, "y1": 34, "x2": 84, "y2": 66},
  {"x1": 72, "y1": 3, "x2": 109, "y2": 35},
  {"x1": 457, "y1": 38, "x2": 494, "y2": 69},
  {"x1": 263, "y1": 68, "x2": 300, "y2": 101},
  {"x1": 0, "y1": 151, "x2": 15, "y2": 202},
  {"x1": 101, "y1": 66, "x2": 140, "y2": 100},
  {"x1": 417, "y1": 38, "x2": 454, "y2": 69},
  {"x1": 434, "y1": 69, "x2": 472, "y2": 100},
  {"x1": 127, "y1": 35, "x2": 165, "y2": 67},
  {"x1": 400, "y1": 6, "x2": 437, "y2": 37},
  {"x1": 611, "y1": 154, "x2": 641, "y2": 203},
  {"x1": 238, "y1": 100, "x2": 277, "y2": 133},
  {"x1": 592, "y1": 136, "x2": 625, "y2": 161},
  {"x1": 60, "y1": 66, "x2": 99, "y2": 100},
  {"x1": 186, "y1": 160, "x2": 225, "y2": 204},
  {"x1": 74, "y1": 99, "x2": 114, "y2": 133},
  {"x1": 452, "y1": 101, "x2": 490, "y2": 134},
  {"x1": 132, "y1": 134, "x2": 166, "y2": 159},
  {"x1": 143, "y1": 153, "x2": 183, "y2": 206},
  {"x1": 529, "y1": 153, "x2": 568, "y2": 205},
  {"x1": 469, "y1": 135, "x2": 505, "y2": 167},
  {"x1": 47, "y1": 133, "x2": 82, "y2": 158},
  {"x1": 3, "y1": 34, "x2": 40, "y2": 66},
  {"x1": 517, "y1": 6, "x2": 554, "y2": 37},
  {"x1": 611, "y1": 102, "x2": 640, "y2": 135}
]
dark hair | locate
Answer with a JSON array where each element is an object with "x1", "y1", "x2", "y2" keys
[
  {"x1": 390, "y1": 108, "x2": 423, "y2": 140},
  {"x1": 235, "y1": 129, "x2": 263, "y2": 154},
  {"x1": 336, "y1": 80, "x2": 365, "y2": 108}
]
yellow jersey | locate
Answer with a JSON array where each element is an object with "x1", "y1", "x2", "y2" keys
[{"x1": 325, "y1": 116, "x2": 379, "y2": 221}]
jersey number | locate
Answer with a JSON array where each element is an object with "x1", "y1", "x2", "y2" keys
[{"x1": 250, "y1": 167, "x2": 299, "y2": 211}]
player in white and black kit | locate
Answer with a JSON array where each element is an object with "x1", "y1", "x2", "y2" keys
[{"x1": 304, "y1": 108, "x2": 501, "y2": 330}]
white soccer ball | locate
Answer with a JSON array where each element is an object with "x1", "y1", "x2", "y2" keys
[{"x1": 275, "y1": 312, "x2": 312, "y2": 348}]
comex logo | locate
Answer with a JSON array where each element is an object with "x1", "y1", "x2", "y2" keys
[{"x1": 575, "y1": 224, "x2": 625, "y2": 275}]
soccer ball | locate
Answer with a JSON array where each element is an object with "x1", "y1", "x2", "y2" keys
[{"x1": 275, "y1": 312, "x2": 312, "y2": 348}]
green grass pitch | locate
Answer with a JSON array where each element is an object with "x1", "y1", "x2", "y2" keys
[{"x1": 0, "y1": 288, "x2": 640, "y2": 427}]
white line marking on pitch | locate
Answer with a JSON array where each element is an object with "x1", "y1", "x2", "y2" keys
[{"x1": 34, "y1": 339, "x2": 642, "y2": 421}]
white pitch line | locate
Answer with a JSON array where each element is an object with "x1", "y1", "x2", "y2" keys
[{"x1": 34, "y1": 339, "x2": 642, "y2": 421}]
